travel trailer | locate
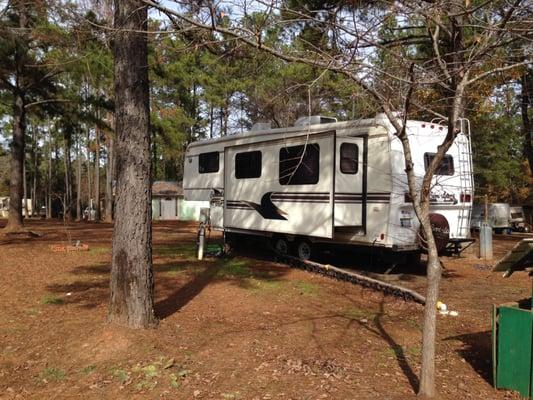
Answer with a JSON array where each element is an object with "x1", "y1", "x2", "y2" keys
[
  {"x1": 510, "y1": 206, "x2": 528, "y2": 232},
  {"x1": 471, "y1": 203, "x2": 513, "y2": 234},
  {"x1": 183, "y1": 114, "x2": 474, "y2": 261}
]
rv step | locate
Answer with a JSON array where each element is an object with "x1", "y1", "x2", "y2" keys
[{"x1": 275, "y1": 253, "x2": 425, "y2": 305}]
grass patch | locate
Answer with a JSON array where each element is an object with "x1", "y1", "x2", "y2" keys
[
  {"x1": 129, "y1": 358, "x2": 190, "y2": 391},
  {"x1": 40, "y1": 367, "x2": 65, "y2": 381},
  {"x1": 294, "y1": 281, "x2": 319, "y2": 296},
  {"x1": 384, "y1": 345, "x2": 421, "y2": 359},
  {"x1": 161, "y1": 264, "x2": 189, "y2": 276},
  {"x1": 112, "y1": 368, "x2": 130, "y2": 383},
  {"x1": 218, "y1": 258, "x2": 251, "y2": 278},
  {"x1": 242, "y1": 278, "x2": 287, "y2": 293},
  {"x1": 82, "y1": 365, "x2": 96, "y2": 375},
  {"x1": 154, "y1": 243, "x2": 197, "y2": 259},
  {"x1": 40, "y1": 294, "x2": 64, "y2": 305},
  {"x1": 89, "y1": 247, "x2": 110, "y2": 255},
  {"x1": 406, "y1": 317, "x2": 420, "y2": 328}
]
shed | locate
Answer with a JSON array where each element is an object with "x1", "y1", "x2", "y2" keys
[
  {"x1": 152, "y1": 181, "x2": 181, "y2": 220},
  {"x1": 151, "y1": 181, "x2": 208, "y2": 221}
]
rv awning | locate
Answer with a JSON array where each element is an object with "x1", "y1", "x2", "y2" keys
[{"x1": 493, "y1": 239, "x2": 533, "y2": 277}]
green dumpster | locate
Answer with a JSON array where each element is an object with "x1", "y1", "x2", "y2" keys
[{"x1": 492, "y1": 239, "x2": 533, "y2": 398}]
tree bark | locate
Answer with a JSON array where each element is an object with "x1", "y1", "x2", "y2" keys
[
  {"x1": 521, "y1": 71, "x2": 533, "y2": 176},
  {"x1": 31, "y1": 126, "x2": 38, "y2": 218},
  {"x1": 109, "y1": 0, "x2": 157, "y2": 328},
  {"x1": 209, "y1": 104, "x2": 214, "y2": 139},
  {"x1": 5, "y1": 93, "x2": 26, "y2": 231},
  {"x1": 47, "y1": 129, "x2": 52, "y2": 219},
  {"x1": 104, "y1": 134, "x2": 114, "y2": 223},
  {"x1": 76, "y1": 134, "x2": 82, "y2": 221},
  {"x1": 63, "y1": 131, "x2": 74, "y2": 221},
  {"x1": 86, "y1": 125, "x2": 92, "y2": 217},
  {"x1": 23, "y1": 155, "x2": 28, "y2": 219},
  {"x1": 95, "y1": 120, "x2": 101, "y2": 221}
]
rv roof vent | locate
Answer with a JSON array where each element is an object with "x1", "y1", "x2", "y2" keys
[
  {"x1": 250, "y1": 122, "x2": 272, "y2": 132},
  {"x1": 294, "y1": 115, "x2": 337, "y2": 127}
]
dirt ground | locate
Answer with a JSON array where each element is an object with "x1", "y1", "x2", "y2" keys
[{"x1": 0, "y1": 219, "x2": 529, "y2": 400}]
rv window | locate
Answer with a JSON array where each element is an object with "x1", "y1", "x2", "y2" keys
[
  {"x1": 279, "y1": 144, "x2": 320, "y2": 185},
  {"x1": 235, "y1": 151, "x2": 262, "y2": 179},
  {"x1": 340, "y1": 143, "x2": 358, "y2": 174},
  {"x1": 198, "y1": 152, "x2": 219, "y2": 174},
  {"x1": 424, "y1": 153, "x2": 454, "y2": 175}
]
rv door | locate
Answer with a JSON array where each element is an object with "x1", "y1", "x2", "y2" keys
[{"x1": 334, "y1": 136, "x2": 366, "y2": 233}]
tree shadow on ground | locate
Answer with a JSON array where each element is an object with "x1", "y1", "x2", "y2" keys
[
  {"x1": 338, "y1": 298, "x2": 420, "y2": 392},
  {"x1": 214, "y1": 293, "x2": 421, "y2": 393},
  {"x1": 445, "y1": 330, "x2": 493, "y2": 384},
  {"x1": 373, "y1": 301, "x2": 420, "y2": 392},
  {"x1": 155, "y1": 264, "x2": 220, "y2": 319},
  {"x1": 45, "y1": 251, "x2": 291, "y2": 318},
  {"x1": 154, "y1": 256, "x2": 290, "y2": 319}
]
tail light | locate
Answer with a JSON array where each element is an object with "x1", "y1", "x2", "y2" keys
[
  {"x1": 460, "y1": 192, "x2": 471, "y2": 202},
  {"x1": 404, "y1": 193, "x2": 413, "y2": 203}
]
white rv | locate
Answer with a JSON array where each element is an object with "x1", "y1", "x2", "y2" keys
[{"x1": 183, "y1": 114, "x2": 474, "y2": 261}]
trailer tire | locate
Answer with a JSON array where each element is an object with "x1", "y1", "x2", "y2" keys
[
  {"x1": 419, "y1": 213, "x2": 450, "y2": 254},
  {"x1": 272, "y1": 236, "x2": 290, "y2": 256},
  {"x1": 295, "y1": 239, "x2": 313, "y2": 261}
]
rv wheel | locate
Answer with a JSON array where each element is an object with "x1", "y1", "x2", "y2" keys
[
  {"x1": 296, "y1": 240, "x2": 313, "y2": 261},
  {"x1": 273, "y1": 237, "x2": 289, "y2": 256}
]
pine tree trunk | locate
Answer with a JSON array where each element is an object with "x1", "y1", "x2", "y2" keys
[
  {"x1": 223, "y1": 99, "x2": 229, "y2": 136},
  {"x1": 63, "y1": 140, "x2": 69, "y2": 221},
  {"x1": 76, "y1": 135, "x2": 82, "y2": 221},
  {"x1": 521, "y1": 72, "x2": 533, "y2": 176},
  {"x1": 63, "y1": 132, "x2": 74, "y2": 221},
  {"x1": 47, "y1": 130, "x2": 52, "y2": 219},
  {"x1": 109, "y1": 0, "x2": 156, "y2": 328},
  {"x1": 95, "y1": 123, "x2": 101, "y2": 221},
  {"x1": 86, "y1": 125, "x2": 92, "y2": 218},
  {"x1": 23, "y1": 157, "x2": 28, "y2": 219},
  {"x1": 209, "y1": 105, "x2": 214, "y2": 139},
  {"x1": 5, "y1": 93, "x2": 25, "y2": 231},
  {"x1": 31, "y1": 126, "x2": 37, "y2": 218},
  {"x1": 104, "y1": 136, "x2": 114, "y2": 223}
]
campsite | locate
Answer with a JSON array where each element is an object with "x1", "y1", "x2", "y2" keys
[
  {"x1": 0, "y1": 219, "x2": 530, "y2": 399},
  {"x1": 0, "y1": 0, "x2": 532, "y2": 399}
]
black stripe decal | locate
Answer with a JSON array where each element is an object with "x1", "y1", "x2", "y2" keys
[
  {"x1": 273, "y1": 199, "x2": 329, "y2": 203},
  {"x1": 336, "y1": 201, "x2": 389, "y2": 204},
  {"x1": 271, "y1": 196, "x2": 330, "y2": 201},
  {"x1": 272, "y1": 192, "x2": 329, "y2": 195}
]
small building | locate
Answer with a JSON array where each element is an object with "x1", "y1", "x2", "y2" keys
[{"x1": 151, "y1": 181, "x2": 208, "y2": 221}]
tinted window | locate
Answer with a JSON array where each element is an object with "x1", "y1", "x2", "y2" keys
[
  {"x1": 198, "y1": 152, "x2": 219, "y2": 173},
  {"x1": 279, "y1": 144, "x2": 320, "y2": 185},
  {"x1": 424, "y1": 153, "x2": 454, "y2": 175},
  {"x1": 235, "y1": 151, "x2": 262, "y2": 179},
  {"x1": 340, "y1": 143, "x2": 358, "y2": 174}
]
